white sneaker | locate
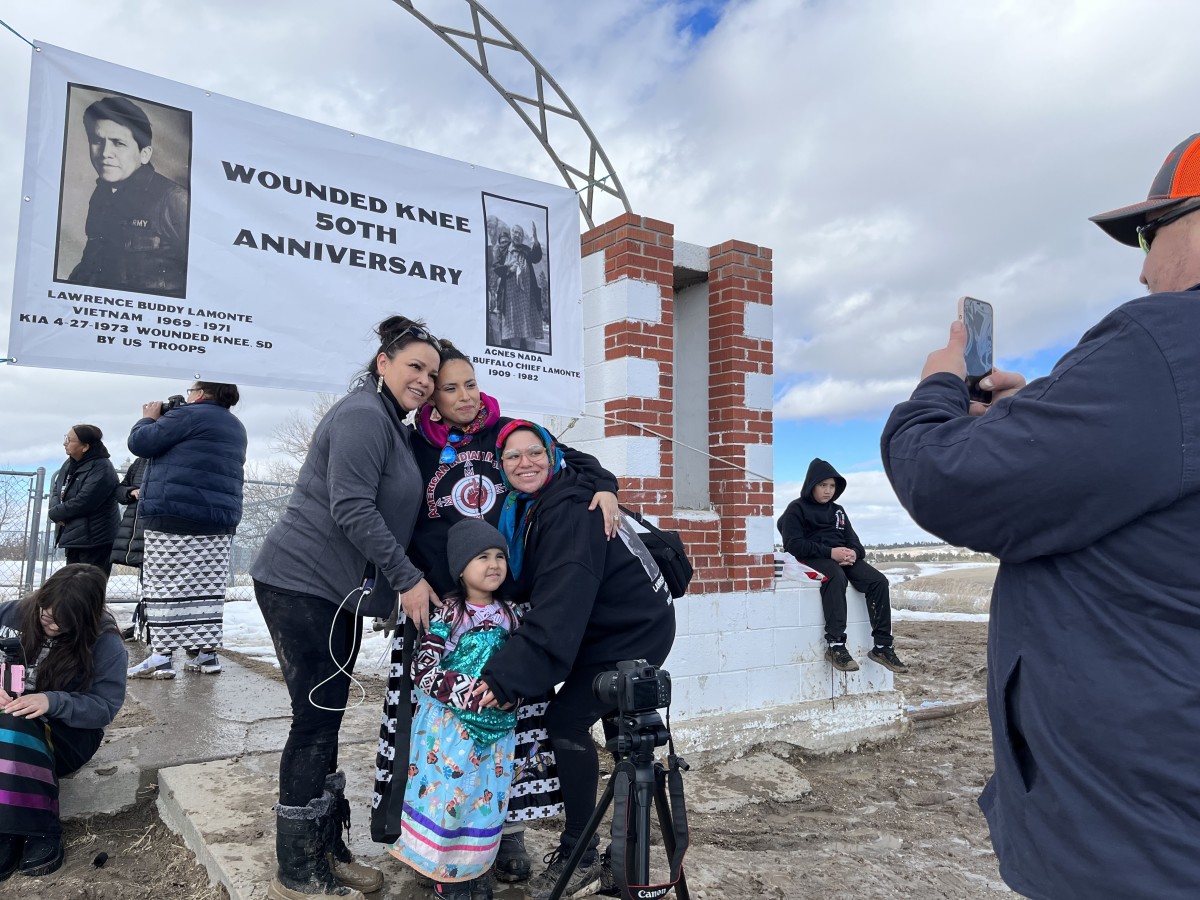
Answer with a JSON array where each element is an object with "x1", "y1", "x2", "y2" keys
[{"x1": 128, "y1": 654, "x2": 175, "y2": 679}]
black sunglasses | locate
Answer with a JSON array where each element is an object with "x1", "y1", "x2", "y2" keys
[
  {"x1": 1137, "y1": 202, "x2": 1200, "y2": 253},
  {"x1": 384, "y1": 324, "x2": 439, "y2": 354}
]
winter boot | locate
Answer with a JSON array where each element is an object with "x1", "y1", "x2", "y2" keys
[
  {"x1": 18, "y1": 833, "x2": 64, "y2": 877},
  {"x1": 493, "y1": 828, "x2": 532, "y2": 882},
  {"x1": 0, "y1": 834, "x2": 22, "y2": 881},
  {"x1": 469, "y1": 871, "x2": 495, "y2": 899},
  {"x1": 268, "y1": 795, "x2": 366, "y2": 900},
  {"x1": 323, "y1": 772, "x2": 384, "y2": 893},
  {"x1": 432, "y1": 881, "x2": 473, "y2": 899}
]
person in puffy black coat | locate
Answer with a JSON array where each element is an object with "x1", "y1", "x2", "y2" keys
[
  {"x1": 47, "y1": 424, "x2": 119, "y2": 577},
  {"x1": 109, "y1": 457, "x2": 148, "y2": 570},
  {"x1": 110, "y1": 456, "x2": 149, "y2": 642},
  {"x1": 124, "y1": 383, "x2": 246, "y2": 680}
]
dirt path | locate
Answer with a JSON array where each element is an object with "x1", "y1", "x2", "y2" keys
[
  {"x1": 16, "y1": 620, "x2": 1004, "y2": 899},
  {"x1": 654, "y1": 620, "x2": 1007, "y2": 899}
]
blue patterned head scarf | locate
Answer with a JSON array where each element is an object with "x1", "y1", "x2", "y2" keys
[{"x1": 495, "y1": 420, "x2": 565, "y2": 578}]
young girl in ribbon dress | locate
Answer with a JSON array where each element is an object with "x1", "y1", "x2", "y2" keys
[{"x1": 390, "y1": 519, "x2": 520, "y2": 900}]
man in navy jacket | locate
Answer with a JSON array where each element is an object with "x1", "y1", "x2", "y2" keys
[{"x1": 882, "y1": 134, "x2": 1200, "y2": 899}]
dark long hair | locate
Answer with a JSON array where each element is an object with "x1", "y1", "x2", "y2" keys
[
  {"x1": 358, "y1": 315, "x2": 444, "y2": 384},
  {"x1": 17, "y1": 564, "x2": 117, "y2": 692},
  {"x1": 439, "y1": 588, "x2": 519, "y2": 639}
]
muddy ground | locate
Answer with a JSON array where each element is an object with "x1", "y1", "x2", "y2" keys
[{"x1": 6, "y1": 619, "x2": 1008, "y2": 900}]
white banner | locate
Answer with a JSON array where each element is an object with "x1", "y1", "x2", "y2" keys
[{"x1": 8, "y1": 44, "x2": 583, "y2": 414}]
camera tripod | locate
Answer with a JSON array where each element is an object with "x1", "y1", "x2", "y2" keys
[{"x1": 545, "y1": 710, "x2": 690, "y2": 900}]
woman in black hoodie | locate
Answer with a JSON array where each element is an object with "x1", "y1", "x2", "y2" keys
[
  {"x1": 475, "y1": 421, "x2": 675, "y2": 900},
  {"x1": 47, "y1": 424, "x2": 119, "y2": 577}
]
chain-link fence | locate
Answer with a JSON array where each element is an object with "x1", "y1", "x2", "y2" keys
[
  {"x1": 0, "y1": 468, "x2": 47, "y2": 601},
  {"x1": 17, "y1": 473, "x2": 295, "y2": 603}
]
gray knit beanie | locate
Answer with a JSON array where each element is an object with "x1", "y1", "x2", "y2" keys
[{"x1": 446, "y1": 518, "x2": 507, "y2": 583}]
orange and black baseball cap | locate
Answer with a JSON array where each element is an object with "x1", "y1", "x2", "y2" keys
[{"x1": 1090, "y1": 134, "x2": 1200, "y2": 247}]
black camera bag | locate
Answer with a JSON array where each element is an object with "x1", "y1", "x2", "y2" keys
[{"x1": 619, "y1": 505, "x2": 693, "y2": 599}]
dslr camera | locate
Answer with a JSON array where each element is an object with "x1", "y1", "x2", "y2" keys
[
  {"x1": 161, "y1": 394, "x2": 187, "y2": 413},
  {"x1": 0, "y1": 634, "x2": 25, "y2": 696},
  {"x1": 593, "y1": 659, "x2": 671, "y2": 715}
]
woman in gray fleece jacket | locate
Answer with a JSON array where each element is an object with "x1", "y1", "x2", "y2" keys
[
  {"x1": 251, "y1": 315, "x2": 443, "y2": 900},
  {"x1": 0, "y1": 563, "x2": 127, "y2": 880}
]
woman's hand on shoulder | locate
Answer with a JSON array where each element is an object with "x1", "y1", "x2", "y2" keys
[
  {"x1": 401, "y1": 577, "x2": 442, "y2": 632},
  {"x1": 589, "y1": 491, "x2": 620, "y2": 540},
  {"x1": 1, "y1": 691, "x2": 49, "y2": 718}
]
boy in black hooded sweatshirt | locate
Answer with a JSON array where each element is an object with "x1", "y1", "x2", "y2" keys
[{"x1": 777, "y1": 458, "x2": 908, "y2": 674}]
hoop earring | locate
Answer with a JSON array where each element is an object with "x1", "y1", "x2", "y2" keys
[{"x1": 376, "y1": 374, "x2": 384, "y2": 394}]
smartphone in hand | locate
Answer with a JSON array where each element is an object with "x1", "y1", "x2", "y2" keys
[{"x1": 957, "y1": 296, "x2": 994, "y2": 404}]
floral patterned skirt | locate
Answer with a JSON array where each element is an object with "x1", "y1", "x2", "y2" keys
[{"x1": 388, "y1": 694, "x2": 516, "y2": 882}]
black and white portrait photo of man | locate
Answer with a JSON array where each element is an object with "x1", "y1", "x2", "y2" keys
[{"x1": 56, "y1": 89, "x2": 192, "y2": 298}]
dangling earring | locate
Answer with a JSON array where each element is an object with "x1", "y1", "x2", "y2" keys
[
  {"x1": 376, "y1": 374, "x2": 384, "y2": 394},
  {"x1": 430, "y1": 408, "x2": 442, "y2": 422}
]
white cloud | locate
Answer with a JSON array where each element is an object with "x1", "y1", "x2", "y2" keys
[
  {"x1": 775, "y1": 471, "x2": 933, "y2": 545},
  {"x1": 775, "y1": 375, "x2": 913, "y2": 422},
  {"x1": 0, "y1": 0, "x2": 1195, "y2": 537}
]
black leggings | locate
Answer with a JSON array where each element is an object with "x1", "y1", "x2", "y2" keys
[
  {"x1": 544, "y1": 630, "x2": 674, "y2": 848},
  {"x1": 255, "y1": 582, "x2": 363, "y2": 807},
  {"x1": 65, "y1": 545, "x2": 112, "y2": 578}
]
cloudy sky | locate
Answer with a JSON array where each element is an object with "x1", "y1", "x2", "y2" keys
[{"x1": 0, "y1": 0, "x2": 1188, "y2": 542}]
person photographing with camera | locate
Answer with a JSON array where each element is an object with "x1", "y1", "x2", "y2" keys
[
  {"x1": 472, "y1": 421, "x2": 676, "y2": 900},
  {"x1": 881, "y1": 133, "x2": 1200, "y2": 898},
  {"x1": 125, "y1": 381, "x2": 246, "y2": 680},
  {"x1": 0, "y1": 564, "x2": 127, "y2": 879}
]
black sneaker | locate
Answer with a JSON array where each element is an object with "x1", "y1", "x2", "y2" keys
[
  {"x1": 493, "y1": 830, "x2": 532, "y2": 883},
  {"x1": 825, "y1": 643, "x2": 859, "y2": 672},
  {"x1": 529, "y1": 846, "x2": 602, "y2": 900},
  {"x1": 433, "y1": 881, "x2": 473, "y2": 899},
  {"x1": 868, "y1": 646, "x2": 909, "y2": 674},
  {"x1": 121, "y1": 624, "x2": 137, "y2": 641}
]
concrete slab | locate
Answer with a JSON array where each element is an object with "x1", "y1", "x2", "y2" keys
[
  {"x1": 157, "y1": 739, "x2": 816, "y2": 900},
  {"x1": 60, "y1": 653, "x2": 382, "y2": 821},
  {"x1": 158, "y1": 742, "x2": 551, "y2": 900}
]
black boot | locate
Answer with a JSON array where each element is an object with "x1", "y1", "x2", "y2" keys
[
  {"x1": 469, "y1": 871, "x2": 495, "y2": 899},
  {"x1": 19, "y1": 833, "x2": 63, "y2": 877},
  {"x1": 494, "y1": 828, "x2": 532, "y2": 882},
  {"x1": 0, "y1": 834, "x2": 22, "y2": 881},
  {"x1": 268, "y1": 795, "x2": 365, "y2": 900},
  {"x1": 323, "y1": 772, "x2": 383, "y2": 893}
]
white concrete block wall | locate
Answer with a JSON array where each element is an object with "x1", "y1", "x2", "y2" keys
[
  {"x1": 665, "y1": 580, "x2": 892, "y2": 721},
  {"x1": 745, "y1": 515, "x2": 776, "y2": 554},
  {"x1": 585, "y1": 356, "x2": 660, "y2": 403},
  {"x1": 580, "y1": 249, "x2": 606, "y2": 293},
  {"x1": 743, "y1": 300, "x2": 772, "y2": 342},
  {"x1": 744, "y1": 443, "x2": 773, "y2": 483},
  {"x1": 581, "y1": 274, "x2": 663, "y2": 327},
  {"x1": 744, "y1": 371, "x2": 774, "y2": 410}
]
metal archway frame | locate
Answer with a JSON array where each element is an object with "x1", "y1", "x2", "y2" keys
[{"x1": 389, "y1": 0, "x2": 632, "y2": 228}]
